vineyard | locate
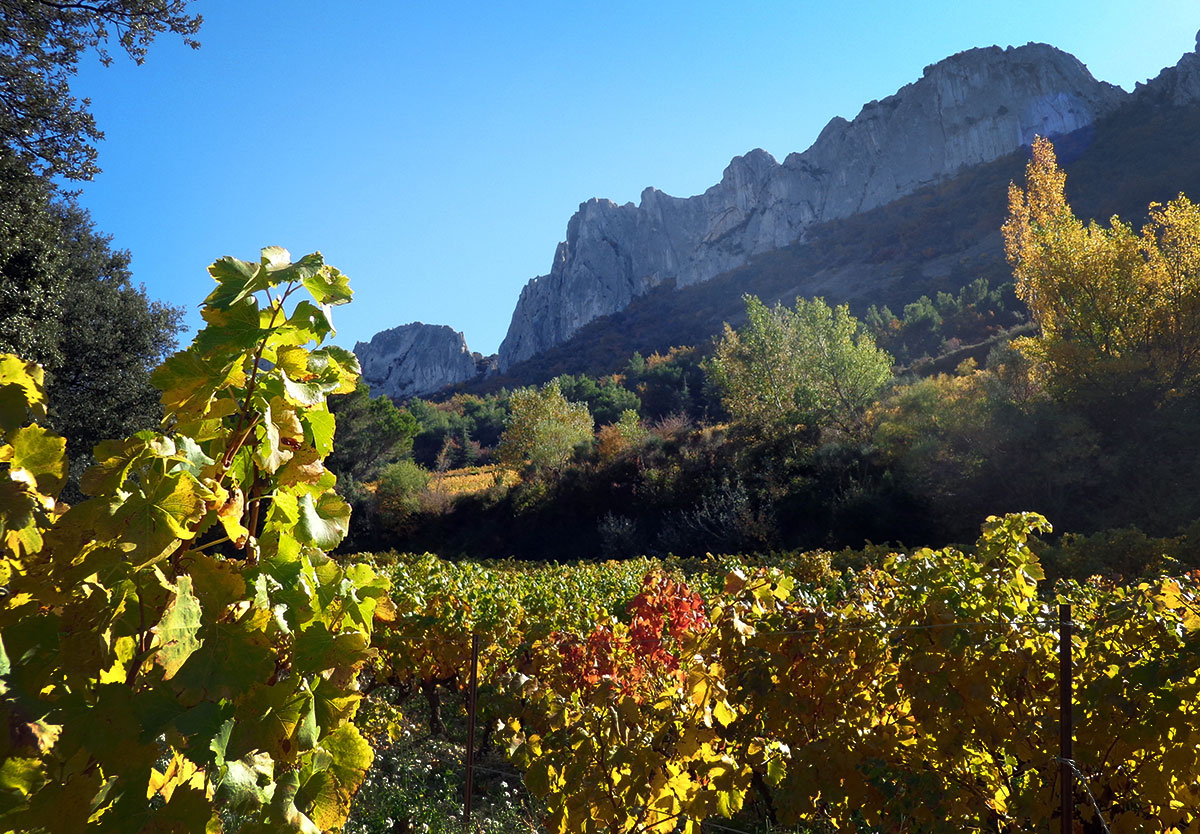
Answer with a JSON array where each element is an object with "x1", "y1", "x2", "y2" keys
[
  {"x1": 359, "y1": 520, "x2": 1200, "y2": 834},
  {"x1": 2, "y1": 237, "x2": 1200, "y2": 833}
]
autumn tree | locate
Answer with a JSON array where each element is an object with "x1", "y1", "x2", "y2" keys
[
  {"x1": 1003, "y1": 135, "x2": 1200, "y2": 399},
  {"x1": 0, "y1": 0, "x2": 202, "y2": 178},
  {"x1": 707, "y1": 294, "x2": 893, "y2": 438},
  {"x1": 497, "y1": 380, "x2": 593, "y2": 474}
]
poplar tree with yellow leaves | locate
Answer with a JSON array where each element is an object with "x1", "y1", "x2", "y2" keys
[{"x1": 1003, "y1": 135, "x2": 1200, "y2": 400}]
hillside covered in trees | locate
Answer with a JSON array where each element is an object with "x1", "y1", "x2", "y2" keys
[
  {"x1": 327, "y1": 139, "x2": 1200, "y2": 569},
  {"x1": 6, "y1": 6, "x2": 1200, "y2": 832}
]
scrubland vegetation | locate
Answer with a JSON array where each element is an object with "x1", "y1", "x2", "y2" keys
[
  {"x1": 5, "y1": 136, "x2": 1200, "y2": 834},
  {"x1": 4, "y1": 6, "x2": 1200, "y2": 824}
]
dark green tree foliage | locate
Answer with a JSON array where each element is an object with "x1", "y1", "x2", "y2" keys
[
  {"x1": 48, "y1": 204, "x2": 181, "y2": 460},
  {"x1": 554, "y1": 372, "x2": 641, "y2": 425},
  {"x1": 864, "y1": 278, "x2": 1023, "y2": 364},
  {"x1": 0, "y1": 151, "x2": 181, "y2": 464},
  {"x1": 0, "y1": 0, "x2": 202, "y2": 179},
  {"x1": 325, "y1": 381, "x2": 419, "y2": 482},
  {"x1": 408, "y1": 392, "x2": 509, "y2": 469},
  {"x1": 0, "y1": 149, "x2": 62, "y2": 361},
  {"x1": 623, "y1": 347, "x2": 715, "y2": 422}
]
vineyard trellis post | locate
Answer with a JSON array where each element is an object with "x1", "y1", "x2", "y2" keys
[
  {"x1": 464, "y1": 632, "x2": 481, "y2": 832},
  {"x1": 1060, "y1": 602, "x2": 1073, "y2": 834}
]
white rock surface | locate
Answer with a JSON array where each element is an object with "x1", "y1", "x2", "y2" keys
[
  {"x1": 496, "y1": 42, "x2": 1127, "y2": 371},
  {"x1": 354, "y1": 323, "x2": 479, "y2": 400}
]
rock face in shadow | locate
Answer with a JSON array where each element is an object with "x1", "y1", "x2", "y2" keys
[
  {"x1": 354, "y1": 323, "x2": 479, "y2": 400},
  {"x1": 495, "y1": 42, "x2": 1127, "y2": 371}
]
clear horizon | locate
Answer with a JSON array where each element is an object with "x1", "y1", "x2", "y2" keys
[{"x1": 67, "y1": 0, "x2": 1198, "y2": 357}]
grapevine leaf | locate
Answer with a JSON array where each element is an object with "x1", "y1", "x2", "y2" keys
[
  {"x1": 187, "y1": 554, "x2": 248, "y2": 612},
  {"x1": 194, "y1": 297, "x2": 262, "y2": 357},
  {"x1": 273, "y1": 251, "x2": 326, "y2": 282},
  {"x1": 152, "y1": 350, "x2": 244, "y2": 418},
  {"x1": 12, "y1": 768, "x2": 103, "y2": 834},
  {"x1": 294, "y1": 723, "x2": 371, "y2": 830},
  {"x1": 311, "y1": 677, "x2": 359, "y2": 734},
  {"x1": 279, "y1": 370, "x2": 324, "y2": 408},
  {"x1": 0, "y1": 476, "x2": 44, "y2": 558},
  {"x1": 303, "y1": 409, "x2": 335, "y2": 457},
  {"x1": 525, "y1": 760, "x2": 554, "y2": 797},
  {"x1": 109, "y1": 472, "x2": 209, "y2": 568},
  {"x1": 98, "y1": 781, "x2": 213, "y2": 834},
  {"x1": 277, "y1": 446, "x2": 325, "y2": 488},
  {"x1": 0, "y1": 355, "x2": 46, "y2": 430},
  {"x1": 215, "y1": 486, "x2": 249, "y2": 545},
  {"x1": 171, "y1": 614, "x2": 275, "y2": 704},
  {"x1": 302, "y1": 265, "x2": 353, "y2": 307},
  {"x1": 215, "y1": 751, "x2": 275, "y2": 814},
  {"x1": 205, "y1": 256, "x2": 268, "y2": 309},
  {"x1": 766, "y1": 756, "x2": 786, "y2": 786},
  {"x1": 275, "y1": 346, "x2": 311, "y2": 380},
  {"x1": 147, "y1": 753, "x2": 202, "y2": 803},
  {"x1": 293, "y1": 623, "x2": 369, "y2": 675},
  {"x1": 172, "y1": 436, "x2": 214, "y2": 479},
  {"x1": 261, "y1": 246, "x2": 292, "y2": 270},
  {"x1": 8, "y1": 426, "x2": 65, "y2": 497},
  {"x1": 226, "y1": 682, "x2": 311, "y2": 764},
  {"x1": 0, "y1": 756, "x2": 45, "y2": 803},
  {"x1": 295, "y1": 493, "x2": 350, "y2": 550},
  {"x1": 154, "y1": 576, "x2": 204, "y2": 680},
  {"x1": 312, "y1": 346, "x2": 359, "y2": 394},
  {"x1": 254, "y1": 399, "x2": 301, "y2": 475},
  {"x1": 258, "y1": 770, "x2": 321, "y2": 834},
  {"x1": 81, "y1": 435, "x2": 152, "y2": 496},
  {"x1": 0, "y1": 385, "x2": 30, "y2": 435},
  {"x1": 284, "y1": 301, "x2": 333, "y2": 344},
  {"x1": 77, "y1": 684, "x2": 161, "y2": 782},
  {"x1": 292, "y1": 767, "x2": 339, "y2": 832}
]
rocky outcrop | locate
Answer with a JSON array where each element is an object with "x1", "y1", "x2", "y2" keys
[
  {"x1": 1134, "y1": 30, "x2": 1200, "y2": 106},
  {"x1": 496, "y1": 42, "x2": 1127, "y2": 371},
  {"x1": 354, "y1": 323, "x2": 479, "y2": 400}
]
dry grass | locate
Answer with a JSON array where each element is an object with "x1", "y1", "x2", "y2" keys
[{"x1": 429, "y1": 465, "x2": 520, "y2": 497}]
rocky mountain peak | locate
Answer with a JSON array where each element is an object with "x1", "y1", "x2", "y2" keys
[
  {"x1": 1132, "y1": 29, "x2": 1200, "y2": 106},
  {"x1": 494, "y1": 39, "x2": 1127, "y2": 372},
  {"x1": 354, "y1": 322, "x2": 480, "y2": 400}
]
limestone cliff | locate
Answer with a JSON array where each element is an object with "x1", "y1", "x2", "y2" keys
[
  {"x1": 496, "y1": 42, "x2": 1126, "y2": 371},
  {"x1": 354, "y1": 323, "x2": 479, "y2": 400},
  {"x1": 1134, "y1": 31, "x2": 1200, "y2": 106}
]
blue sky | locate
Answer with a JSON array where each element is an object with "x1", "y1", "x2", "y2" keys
[{"x1": 69, "y1": 1, "x2": 1199, "y2": 356}]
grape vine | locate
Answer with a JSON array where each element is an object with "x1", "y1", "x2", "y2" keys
[{"x1": 0, "y1": 248, "x2": 390, "y2": 833}]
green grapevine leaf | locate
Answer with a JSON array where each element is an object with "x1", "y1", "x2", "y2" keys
[
  {"x1": 154, "y1": 575, "x2": 203, "y2": 680},
  {"x1": 0, "y1": 355, "x2": 46, "y2": 430},
  {"x1": 215, "y1": 750, "x2": 275, "y2": 814},
  {"x1": 151, "y1": 350, "x2": 244, "y2": 417},
  {"x1": 194, "y1": 296, "x2": 262, "y2": 357},
  {"x1": 295, "y1": 492, "x2": 350, "y2": 550},
  {"x1": 303, "y1": 408, "x2": 335, "y2": 457},
  {"x1": 8, "y1": 426, "x2": 65, "y2": 497},
  {"x1": 204, "y1": 256, "x2": 269, "y2": 309},
  {"x1": 302, "y1": 265, "x2": 352, "y2": 307}
]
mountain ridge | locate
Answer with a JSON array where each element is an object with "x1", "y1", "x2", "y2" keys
[{"x1": 357, "y1": 35, "x2": 1199, "y2": 399}]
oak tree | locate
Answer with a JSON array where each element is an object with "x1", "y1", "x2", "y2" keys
[{"x1": 0, "y1": 0, "x2": 202, "y2": 179}]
